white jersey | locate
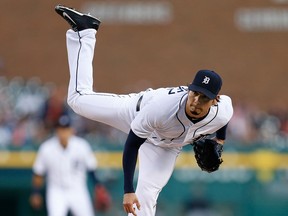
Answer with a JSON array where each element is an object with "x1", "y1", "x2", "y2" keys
[
  {"x1": 131, "y1": 86, "x2": 233, "y2": 148},
  {"x1": 33, "y1": 135, "x2": 97, "y2": 189}
]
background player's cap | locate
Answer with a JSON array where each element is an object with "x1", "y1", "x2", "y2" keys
[
  {"x1": 188, "y1": 70, "x2": 222, "y2": 99},
  {"x1": 55, "y1": 114, "x2": 71, "y2": 128}
]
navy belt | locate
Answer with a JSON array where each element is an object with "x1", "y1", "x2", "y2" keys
[{"x1": 136, "y1": 95, "x2": 143, "y2": 112}]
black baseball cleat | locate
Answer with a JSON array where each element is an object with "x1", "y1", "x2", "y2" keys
[{"x1": 55, "y1": 4, "x2": 101, "y2": 31}]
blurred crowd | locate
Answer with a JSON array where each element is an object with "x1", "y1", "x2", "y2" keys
[
  {"x1": 0, "y1": 76, "x2": 126, "y2": 151},
  {"x1": 228, "y1": 99, "x2": 288, "y2": 150},
  {"x1": 0, "y1": 76, "x2": 287, "y2": 151}
]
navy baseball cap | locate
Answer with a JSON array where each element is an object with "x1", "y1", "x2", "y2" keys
[
  {"x1": 55, "y1": 115, "x2": 71, "y2": 128},
  {"x1": 188, "y1": 70, "x2": 222, "y2": 99}
]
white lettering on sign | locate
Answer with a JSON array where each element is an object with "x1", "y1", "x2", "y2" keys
[
  {"x1": 235, "y1": 8, "x2": 288, "y2": 31},
  {"x1": 82, "y1": 2, "x2": 173, "y2": 25}
]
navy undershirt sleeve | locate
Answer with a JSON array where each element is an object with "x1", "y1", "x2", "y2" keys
[
  {"x1": 88, "y1": 170, "x2": 100, "y2": 186},
  {"x1": 216, "y1": 124, "x2": 228, "y2": 140},
  {"x1": 123, "y1": 129, "x2": 146, "y2": 193}
]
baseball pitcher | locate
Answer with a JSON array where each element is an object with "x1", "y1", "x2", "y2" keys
[{"x1": 54, "y1": 5, "x2": 233, "y2": 216}]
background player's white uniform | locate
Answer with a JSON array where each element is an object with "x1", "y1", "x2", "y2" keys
[
  {"x1": 33, "y1": 135, "x2": 97, "y2": 216},
  {"x1": 66, "y1": 29, "x2": 233, "y2": 216}
]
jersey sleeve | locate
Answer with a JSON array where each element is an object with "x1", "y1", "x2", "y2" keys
[
  {"x1": 208, "y1": 95, "x2": 233, "y2": 131},
  {"x1": 219, "y1": 95, "x2": 234, "y2": 123},
  {"x1": 33, "y1": 145, "x2": 47, "y2": 176},
  {"x1": 82, "y1": 139, "x2": 98, "y2": 171},
  {"x1": 214, "y1": 95, "x2": 233, "y2": 140}
]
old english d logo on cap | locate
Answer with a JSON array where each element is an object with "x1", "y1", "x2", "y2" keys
[{"x1": 202, "y1": 76, "x2": 210, "y2": 84}]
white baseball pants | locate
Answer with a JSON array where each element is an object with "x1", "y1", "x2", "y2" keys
[
  {"x1": 66, "y1": 29, "x2": 180, "y2": 216},
  {"x1": 47, "y1": 186, "x2": 94, "y2": 216}
]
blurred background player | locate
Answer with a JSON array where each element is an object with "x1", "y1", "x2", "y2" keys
[{"x1": 30, "y1": 114, "x2": 111, "y2": 216}]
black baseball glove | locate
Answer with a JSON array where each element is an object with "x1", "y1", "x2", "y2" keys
[{"x1": 193, "y1": 139, "x2": 223, "y2": 172}]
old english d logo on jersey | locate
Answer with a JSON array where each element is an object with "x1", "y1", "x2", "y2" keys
[{"x1": 202, "y1": 76, "x2": 210, "y2": 84}]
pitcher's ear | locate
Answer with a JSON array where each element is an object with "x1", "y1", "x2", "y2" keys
[{"x1": 213, "y1": 95, "x2": 220, "y2": 105}]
